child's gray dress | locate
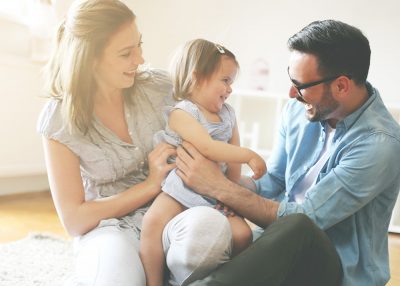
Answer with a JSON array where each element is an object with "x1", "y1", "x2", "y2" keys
[{"x1": 154, "y1": 99, "x2": 236, "y2": 208}]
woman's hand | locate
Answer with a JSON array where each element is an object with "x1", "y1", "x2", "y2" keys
[
  {"x1": 175, "y1": 141, "x2": 228, "y2": 199},
  {"x1": 146, "y1": 142, "x2": 176, "y2": 193}
]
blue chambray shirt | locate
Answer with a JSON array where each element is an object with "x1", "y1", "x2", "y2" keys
[{"x1": 256, "y1": 83, "x2": 400, "y2": 286}]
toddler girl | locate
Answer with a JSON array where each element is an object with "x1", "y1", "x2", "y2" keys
[{"x1": 140, "y1": 39, "x2": 267, "y2": 286}]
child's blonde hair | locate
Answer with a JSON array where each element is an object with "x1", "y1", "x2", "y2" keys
[{"x1": 169, "y1": 39, "x2": 238, "y2": 101}]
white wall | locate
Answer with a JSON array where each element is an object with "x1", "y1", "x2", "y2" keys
[
  {"x1": 126, "y1": 0, "x2": 400, "y2": 104},
  {"x1": 0, "y1": 0, "x2": 399, "y2": 195},
  {"x1": 124, "y1": 0, "x2": 400, "y2": 233},
  {"x1": 0, "y1": 16, "x2": 49, "y2": 194}
]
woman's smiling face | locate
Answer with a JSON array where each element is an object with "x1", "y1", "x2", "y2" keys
[{"x1": 94, "y1": 20, "x2": 144, "y2": 93}]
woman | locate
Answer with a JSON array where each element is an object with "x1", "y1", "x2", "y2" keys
[{"x1": 37, "y1": 1, "x2": 232, "y2": 285}]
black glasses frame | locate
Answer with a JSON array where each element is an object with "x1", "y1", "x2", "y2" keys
[{"x1": 287, "y1": 67, "x2": 352, "y2": 99}]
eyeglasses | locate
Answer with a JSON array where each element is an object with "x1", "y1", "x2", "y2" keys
[{"x1": 287, "y1": 67, "x2": 351, "y2": 100}]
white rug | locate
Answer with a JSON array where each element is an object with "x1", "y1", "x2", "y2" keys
[{"x1": 0, "y1": 233, "x2": 74, "y2": 286}]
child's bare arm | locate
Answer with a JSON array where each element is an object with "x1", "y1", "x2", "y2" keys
[
  {"x1": 169, "y1": 109, "x2": 241, "y2": 162},
  {"x1": 169, "y1": 109, "x2": 267, "y2": 179}
]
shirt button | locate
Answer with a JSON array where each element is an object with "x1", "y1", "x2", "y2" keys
[
  {"x1": 126, "y1": 113, "x2": 131, "y2": 118},
  {"x1": 129, "y1": 131, "x2": 132, "y2": 135},
  {"x1": 140, "y1": 161, "x2": 144, "y2": 165},
  {"x1": 135, "y1": 146, "x2": 139, "y2": 151}
]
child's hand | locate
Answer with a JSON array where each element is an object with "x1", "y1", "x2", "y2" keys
[
  {"x1": 248, "y1": 153, "x2": 267, "y2": 180},
  {"x1": 215, "y1": 201, "x2": 235, "y2": 217}
]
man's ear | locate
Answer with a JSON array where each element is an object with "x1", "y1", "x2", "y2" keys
[{"x1": 334, "y1": 75, "x2": 351, "y2": 99}]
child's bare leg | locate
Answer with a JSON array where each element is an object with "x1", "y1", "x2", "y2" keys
[
  {"x1": 227, "y1": 216, "x2": 253, "y2": 256},
  {"x1": 140, "y1": 192, "x2": 185, "y2": 286}
]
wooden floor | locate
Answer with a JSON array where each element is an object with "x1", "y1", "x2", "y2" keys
[
  {"x1": 0, "y1": 191, "x2": 69, "y2": 242},
  {"x1": 0, "y1": 191, "x2": 399, "y2": 285}
]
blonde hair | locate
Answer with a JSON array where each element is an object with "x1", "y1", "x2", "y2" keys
[
  {"x1": 169, "y1": 39, "x2": 238, "y2": 101},
  {"x1": 44, "y1": 0, "x2": 135, "y2": 134}
]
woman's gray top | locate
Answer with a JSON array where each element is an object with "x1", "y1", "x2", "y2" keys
[{"x1": 37, "y1": 69, "x2": 174, "y2": 237}]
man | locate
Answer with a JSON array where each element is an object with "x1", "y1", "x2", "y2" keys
[{"x1": 176, "y1": 20, "x2": 400, "y2": 286}]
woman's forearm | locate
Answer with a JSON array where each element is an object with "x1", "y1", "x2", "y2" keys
[
  {"x1": 46, "y1": 139, "x2": 175, "y2": 237},
  {"x1": 61, "y1": 180, "x2": 160, "y2": 236}
]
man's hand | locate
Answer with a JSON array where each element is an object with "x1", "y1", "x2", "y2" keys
[
  {"x1": 176, "y1": 142, "x2": 279, "y2": 228},
  {"x1": 175, "y1": 141, "x2": 228, "y2": 199}
]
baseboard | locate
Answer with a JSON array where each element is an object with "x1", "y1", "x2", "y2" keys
[
  {"x1": 0, "y1": 174, "x2": 49, "y2": 196},
  {"x1": 389, "y1": 226, "x2": 400, "y2": 234}
]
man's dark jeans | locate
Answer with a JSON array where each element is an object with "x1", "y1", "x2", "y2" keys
[{"x1": 189, "y1": 213, "x2": 342, "y2": 286}]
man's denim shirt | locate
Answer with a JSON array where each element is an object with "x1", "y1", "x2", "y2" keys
[{"x1": 256, "y1": 83, "x2": 400, "y2": 286}]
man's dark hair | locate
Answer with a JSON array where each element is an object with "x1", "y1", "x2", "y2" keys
[{"x1": 287, "y1": 20, "x2": 370, "y2": 85}]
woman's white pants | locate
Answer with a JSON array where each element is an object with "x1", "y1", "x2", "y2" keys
[{"x1": 66, "y1": 206, "x2": 232, "y2": 286}]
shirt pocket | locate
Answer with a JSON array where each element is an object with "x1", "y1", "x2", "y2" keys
[{"x1": 316, "y1": 170, "x2": 329, "y2": 184}]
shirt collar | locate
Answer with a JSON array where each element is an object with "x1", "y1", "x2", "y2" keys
[{"x1": 333, "y1": 81, "x2": 377, "y2": 133}]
